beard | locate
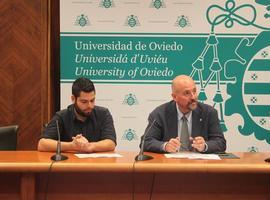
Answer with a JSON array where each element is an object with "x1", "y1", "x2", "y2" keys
[
  {"x1": 188, "y1": 99, "x2": 198, "y2": 111},
  {"x1": 74, "y1": 102, "x2": 92, "y2": 118}
]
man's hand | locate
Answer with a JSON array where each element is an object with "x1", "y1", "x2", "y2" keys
[
  {"x1": 165, "y1": 137, "x2": 180, "y2": 153},
  {"x1": 191, "y1": 136, "x2": 206, "y2": 152},
  {"x1": 72, "y1": 134, "x2": 93, "y2": 152}
]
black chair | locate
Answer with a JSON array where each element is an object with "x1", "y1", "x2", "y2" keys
[{"x1": 0, "y1": 125, "x2": 19, "y2": 150}]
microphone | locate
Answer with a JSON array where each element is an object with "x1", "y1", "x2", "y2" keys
[
  {"x1": 135, "y1": 119, "x2": 156, "y2": 161},
  {"x1": 51, "y1": 120, "x2": 68, "y2": 161}
]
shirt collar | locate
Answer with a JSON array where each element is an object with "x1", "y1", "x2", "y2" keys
[{"x1": 176, "y1": 104, "x2": 192, "y2": 122}]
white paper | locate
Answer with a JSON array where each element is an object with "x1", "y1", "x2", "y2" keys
[
  {"x1": 165, "y1": 152, "x2": 221, "y2": 160},
  {"x1": 74, "y1": 153, "x2": 123, "y2": 158}
]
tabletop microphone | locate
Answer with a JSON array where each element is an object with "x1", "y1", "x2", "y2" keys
[
  {"x1": 51, "y1": 120, "x2": 68, "y2": 161},
  {"x1": 135, "y1": 119, "x2": 156, "y2": 161}
]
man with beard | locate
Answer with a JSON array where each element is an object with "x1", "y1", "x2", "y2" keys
[
  {"x1": 38, "y1": 77, "x2": 116, "y2": 153},
  {"x1": 141, "y1": 75, "x2": 226, "y2": 153}
]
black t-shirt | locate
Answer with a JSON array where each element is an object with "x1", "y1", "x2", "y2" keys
[{"x1": 42, "y1": 104, "x2": 116, "y2": 144}]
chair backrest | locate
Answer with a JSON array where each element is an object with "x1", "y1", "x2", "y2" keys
[{"x1": 0, "y1": 125, "x2": 19, "y2": 150}]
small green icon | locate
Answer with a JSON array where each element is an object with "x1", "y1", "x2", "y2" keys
[
  {"x1": 122, "y1": 129, "x2": 138, "y2": 141},
  {"x1": 176, "y1": 15, "x2": 190, "y2": 28},
  {"x1": 251, "y1": 73, "x2": 258, "y2": 80},
  {"x1": 75, "y1": 14, "x2": 89, "y2": 27},
  {"x1": 261, "y1": 51, "x2": 268, "y2": 58},
  {"x1": 250, "y1": 96, "x2": 257, "y2": 104},
  {"x1": 150, "y1": 0, "x2": 166, "y2": 9},
  {"x1": 247, "y1": 146, "x2": 259, "y2": 152},
  {"x1": 125, "y1": 15, "x2": 140, "y2": 27},
  {"x1": 123, "y1": 93, "x2": 139, "y2": 106},
  {"x1": 100, "y1": 0, "x2": 115, "y2": 8},
  {"x1": 259, "y1": 118, "x2": 267, "y2": 126}
]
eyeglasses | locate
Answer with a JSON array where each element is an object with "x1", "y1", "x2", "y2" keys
[{"x1": 183, "y1": 90, "x2": 197, "y2": 98}]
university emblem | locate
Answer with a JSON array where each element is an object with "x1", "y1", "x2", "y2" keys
[
  {"x1": 123, "y1": 93, "x2": 139, "y2": 106},
  {"x1": 191, "y1": 0, "x2": 270, "y2": 146},
  {"x1": 75, "y1": 14, "x2": 90, "y2": 27},
  {"x1": 175, "y1": 15, "x2": 191, "y2": 28},
  {"x1": 247, "y1": 146, "x2": 259, "y2": 152},
  {"x1": 122, "y1": 129, "x2": 138, "y2": 141},
  {"x1": 125, "y1": 15, "x2": 140, "y2": 28},
  {"x1": 150, "y1": 0, "x2": 166, "y2": 9},
  {"x1": 99, "y1": 0, "x2": 115, "y2": 8}
]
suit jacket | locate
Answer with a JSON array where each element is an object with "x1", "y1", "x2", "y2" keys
[{"x1": 142, "y1": 100, "x2": 226, "y2": 153}]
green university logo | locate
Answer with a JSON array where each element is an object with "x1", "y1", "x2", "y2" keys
[
  {"x1": 99, "y1": 0, "x2": 115, "y2": 8},
  {"x1": 150, "y1": 0, "x2": 166, "y2": 9},
  {"x1": 75, "y1": 14, "x2": 90, "y2": 27},
  {"x1": 122, "y1": 129, "x2": 138, "y2": 141},
  {"x1": 225, "y1": 34, "x2": 270, "y2": 144},
  {"x1": 123, "y1": 93, "x2": 139, "y2": 106},
  {"x1": 175, "y1": 15, "x2": 191, "y2": 28},
  {"x1": 193, "y1": 0, "x2": 270, "y2": 145},
  {"x1": 125, "y1": 15, "x2": 140, "y2": 28},
  {"x1": 247, "y1": 146, "x2": 259, "y2": 152}
]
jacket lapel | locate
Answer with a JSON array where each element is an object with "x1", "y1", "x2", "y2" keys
[
  {"x1": 166, "y1": 101, "x2": 178, "y2": 138},
  {"x1": 191, "y1": 104, "x2": 203, "y2": 137}
]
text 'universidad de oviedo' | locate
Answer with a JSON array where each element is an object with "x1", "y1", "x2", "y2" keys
[{"x1": 74, "y1": 40, "x2": 183, "y2": 51}]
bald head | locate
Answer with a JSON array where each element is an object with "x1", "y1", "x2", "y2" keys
[
  {"x1": 171, "y1": 75, "x2": 195, "y2": 94},
  {"x1": 171, "y1": 75, "x2": 198, "y2": 113}
]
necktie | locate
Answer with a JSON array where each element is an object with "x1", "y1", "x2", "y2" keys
[{"x1": 180, "y1": 116, "x2": 190, "y2": 151}]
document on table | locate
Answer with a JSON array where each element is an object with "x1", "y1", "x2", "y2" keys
[
  {"x1": 165, "y1": 152, "x2": 221, "y2": 160},
  {"x1": 74, "y1": 153, "x2": 123, "y2": 158}
]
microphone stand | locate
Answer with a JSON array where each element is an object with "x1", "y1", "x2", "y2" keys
[
  {"x1": 135, "y1": 146, "x2": 153, "y2": 161},
  {"x1": 135, "y1": 119, "x2": 156, "y2": 161},
  {"x1": 51, "y1": 120, "x2": 68, "y2": 161}
]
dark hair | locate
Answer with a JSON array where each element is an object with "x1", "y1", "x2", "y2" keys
[{"x1": 72, "y1": 77, "x2": 95, "y2": 97}]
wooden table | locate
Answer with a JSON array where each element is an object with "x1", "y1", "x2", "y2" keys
[{"x1": 0, "y1": 151, "x2": 269, "y2": 200}]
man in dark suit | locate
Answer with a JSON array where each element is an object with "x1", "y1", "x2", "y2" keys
[{"x1": 142, "y1": 75, "x2": 226, "y2": 153}]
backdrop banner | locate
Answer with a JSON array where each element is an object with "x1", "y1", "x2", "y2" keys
[{"x1": 60, "y1": 0, "x2": 270, "y2": 152}]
